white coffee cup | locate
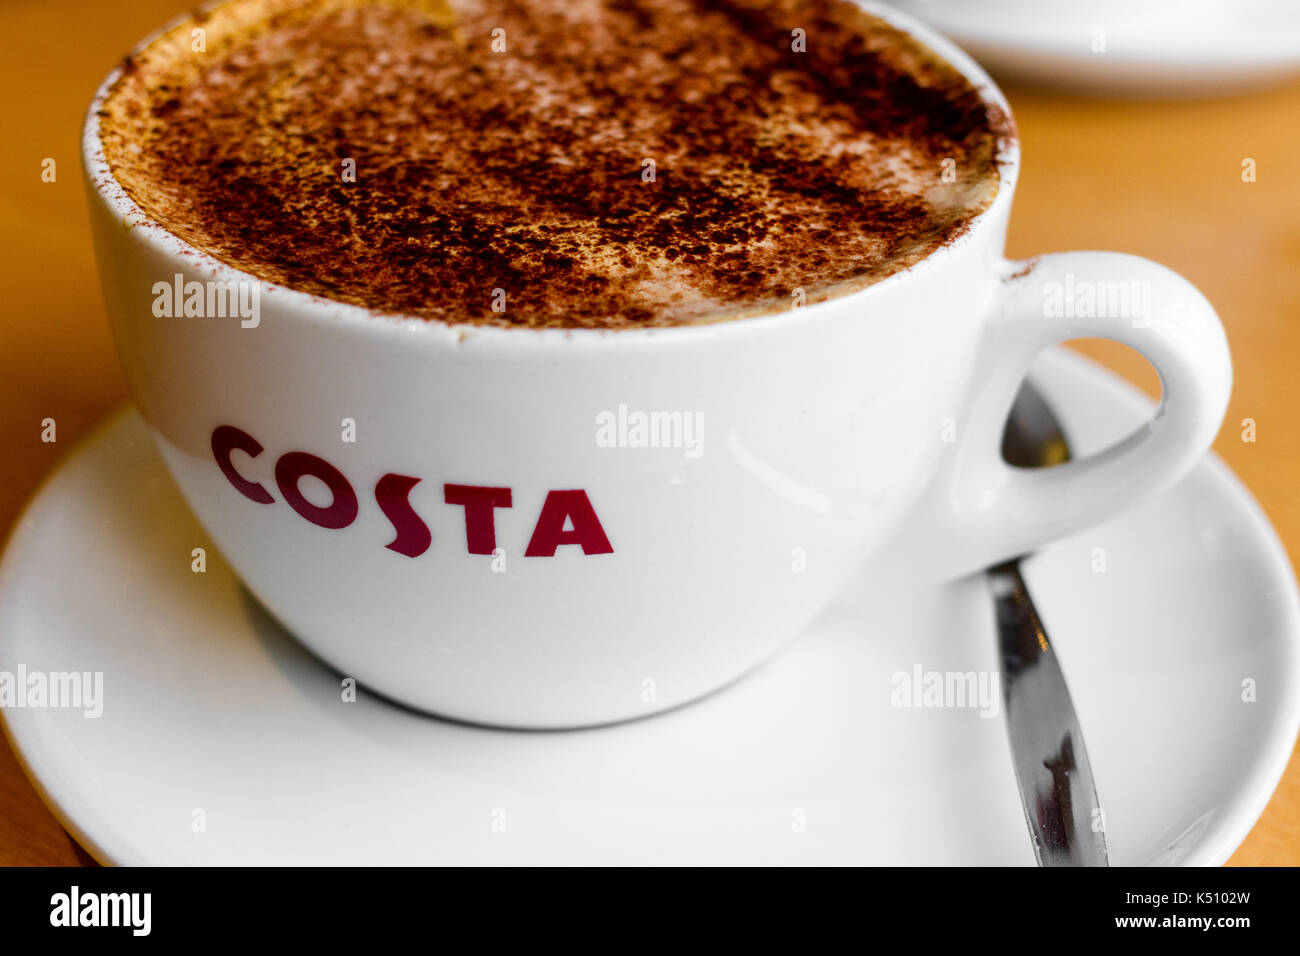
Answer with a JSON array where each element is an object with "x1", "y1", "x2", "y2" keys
[{"x1": 82, "y1": 1, "x2": 1230, "y2": 729}]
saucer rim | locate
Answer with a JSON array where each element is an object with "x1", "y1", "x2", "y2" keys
[{"x1": 889, "y1": 0, "x2": 1300, "y2": 93}]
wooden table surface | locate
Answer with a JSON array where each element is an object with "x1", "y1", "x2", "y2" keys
[{"x1": 1, "y1": 0, "x2": 1298, "y2": 866}]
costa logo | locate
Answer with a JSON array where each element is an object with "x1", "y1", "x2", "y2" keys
[{"x1": 210, "y1": 425, "x2": 614, "y2": 559}]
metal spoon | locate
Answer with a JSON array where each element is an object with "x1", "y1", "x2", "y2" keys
[{"x1": 992, "y1": 383, "x2": 1109, "y2": 866}]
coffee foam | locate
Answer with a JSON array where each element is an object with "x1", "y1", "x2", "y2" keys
[{"x1": 99, "y1": 0, "x2": 1010, "y2": 329}]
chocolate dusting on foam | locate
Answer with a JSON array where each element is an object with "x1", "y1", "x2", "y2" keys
[{"x1": 99, "y1": 0, "x2": 1009, "y2": 329}]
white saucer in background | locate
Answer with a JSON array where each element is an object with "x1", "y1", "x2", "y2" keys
[
  {"x1": 1, "y1": 349, "x2": 1297, "y2": 864},
  {"x1": 886, "y1": 0, "x2": 1300, "y2": 96}
]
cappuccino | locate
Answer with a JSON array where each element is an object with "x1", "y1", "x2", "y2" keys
[{"x1": 98, "y1": 0, "x2": 1009, "y2": 328}]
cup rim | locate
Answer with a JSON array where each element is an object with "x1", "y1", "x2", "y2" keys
[{"x1": 82, "y1": 0, "x2": 1021, "y2": 347}]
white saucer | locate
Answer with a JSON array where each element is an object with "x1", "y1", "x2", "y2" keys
[
  {"x1": 2, "y1": 349, "x2": 1298, "y2": 865},
  {"x1": 886, "y1": 0, "x2": 1300, "y2": 96}
]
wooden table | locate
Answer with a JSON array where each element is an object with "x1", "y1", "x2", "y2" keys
[{"x1": 1, "y1": 0, "x2": 1297, "y2": 866}]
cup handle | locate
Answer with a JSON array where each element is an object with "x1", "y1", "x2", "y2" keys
[{"x1": 902, "y1": 251, "x2": 1232, "y2": 580}]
